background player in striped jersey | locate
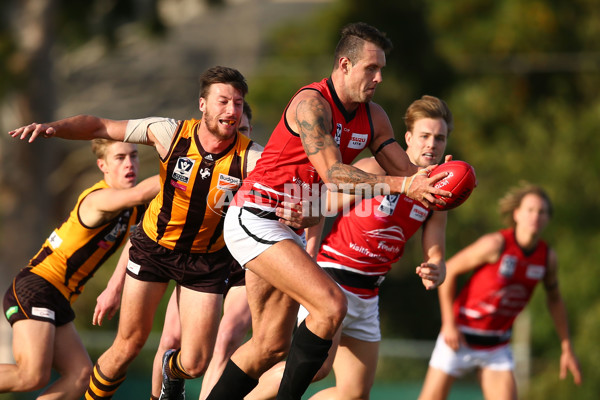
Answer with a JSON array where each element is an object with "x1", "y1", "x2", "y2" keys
[
  {"x1": 246, "y1": 94, "x2": 452, "y2": 400},
  {"x1": 1, "y1": 139, "x2": 158, "y2": 399},
  {"x1": 418, "y1": 182, "x2": 582, "y2": 400},
  {"x1": 9, "y1": 66, "x2": 264, "y2": 400}
]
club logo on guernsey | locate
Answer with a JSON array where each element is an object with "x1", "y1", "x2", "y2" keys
[
  {"x1": 48, "y1": 231, "x2": 63, "y2": 249},
  {"x1": 499, "y1": 255, "x2": 518, "y2": 278},
  {"x1": 348, "y1": 133, "x2": 369, "y2": 150},
  {"x1": 173, "y1": 157, "x2": 195, "y2": 184}
]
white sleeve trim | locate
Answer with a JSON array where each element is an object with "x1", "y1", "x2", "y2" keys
[
  {"x1": 125, "y1": 117, "x2": 179, "y2": 150},
  {"x1": 247, "y1": 142, "x2": 264, "y2": 174}
]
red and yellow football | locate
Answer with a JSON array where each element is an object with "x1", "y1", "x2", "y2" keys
[{"x1": 429, "y1": 160, "x2": 477, "y2": 210}]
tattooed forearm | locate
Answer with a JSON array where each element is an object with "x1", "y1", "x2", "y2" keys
[
  {"x1": 327, "y1": 161, "x2": 388, "y2": 194},
  {"x1": 296, "y1": 97, "x2": 335, "y2": 156}
]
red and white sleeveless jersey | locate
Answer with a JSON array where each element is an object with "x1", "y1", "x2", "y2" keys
[
  {"x1": 317, "y1": 194, "x2": 430, "y2": 297},
  {"x1": 454, "y1": 228, "x2": 549, "y2": 336},
  {"x1": 234, "y1": 78, "x2": 374, "y2": 211}
]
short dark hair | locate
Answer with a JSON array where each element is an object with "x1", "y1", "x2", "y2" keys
[
  {"x1": 334, "y1": 22, "x2": 393, "y2": 66},
  {"x1": 199, "y1": 66, "x2": 248, "y2": 99},
  {"x1": 243, "y1": 100, "x2": 252, "y2": 122}
]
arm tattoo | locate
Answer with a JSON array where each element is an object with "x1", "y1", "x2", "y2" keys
[
  {"x1": 327, "y1": 161, "x2": 387, "y2": 194},
  {"x1": 296, "y1": 98, "x2": 335, "y2": 156}
]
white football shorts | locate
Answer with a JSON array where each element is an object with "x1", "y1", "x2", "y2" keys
[
  {"x1": 298, "y1": 284, "x2": 381, "y2": 342},
  {"x1": 224, "y1": 205, "x2": 305, "y2": 267},
  {"x1": 428, "y1": 333, "x2": 514, "y2": 377}
]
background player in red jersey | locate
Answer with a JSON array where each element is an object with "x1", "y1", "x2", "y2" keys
[
  {"x1": 418, "y1": 182, "x2": 582, "y2": 400},
  {"x1": 245, "y1": 94, "x2": 453, "y2": 400},
  {"x1": 1, "y1": 139, "x2": 158, "y2": 399}
]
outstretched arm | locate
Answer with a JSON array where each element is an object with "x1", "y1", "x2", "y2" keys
[
  {"x1": 543, "y1": 249, "x2": 582, "y2": 385},
  {"x1": 9, "y1": 115, "x2": 129, "y2": 142}
]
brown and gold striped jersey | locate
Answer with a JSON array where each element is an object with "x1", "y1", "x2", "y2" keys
[
  {"x1": 29, "y1": 180, "x2": 144, "y2": 303},
  {"x1": 141, "y1": 119, "x2": 255, "y2": 253}
]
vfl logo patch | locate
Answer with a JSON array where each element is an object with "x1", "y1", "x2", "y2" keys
[
  {"x1": 127, "y1": 260, "x2": 141, "y2": 275},
  {"x1": 499, "y1": 255, "x2": 518, "y2": 278},
  {"x1": 378, "y1": 194, "x2": 400, "y2": 215},
  {"x1": 217, "y1": 173, "x2": 241, "y2": 190},
  {"x1": 172, "y1": 157, "x2": 195, "y2": 184},
  {"x1": 5, "y1": 305, "x2": 18, "y2": 320},
  {"x1": 334, "y1": 123, "x2": 342, "y2": 146},
  {"x1": 32, "y1": 307, "x2": 55, "y2": 321},
  {"x1": 348, "y1": 133, "x2": 368, "y2": 150},
  {"x1": 48, "y1": 231, "x2": 63, "y2": 249}
]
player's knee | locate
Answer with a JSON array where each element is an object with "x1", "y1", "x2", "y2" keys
[
  {"x1": 179, "y1": 352, "x2": 211, "y2": 377},
  {"x1": 22, "y1": 369, "x2": 52, "y2": 391},
  {"x1": 321, "y1": 287, "x2": 348, "y2": 330},
  {"x1": 114, "y1": 335, "x2": 146, "y2": 361},
  {"x1": 258, "y1": 340, "x2": 289, "y2": 367},
  {"x1": 72, "y1": 364, "x2": 93, "y2": 395},
  {"x1": 159, "y1": 331, "x2": 181, "y2": 350}
]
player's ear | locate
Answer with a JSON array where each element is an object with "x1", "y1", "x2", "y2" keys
[
  {"x1": 97, "y1": 158, "x2": 108, "y2": 174},
  {"x1": 199, "y1": 97, "x2": 206, "y2": 113},
  {"x1": 405, "y1": 130, "x2": 413, "y2": 145},
  {"x1": 339, "y1": 57, "x2": 352, "y2": 74}
]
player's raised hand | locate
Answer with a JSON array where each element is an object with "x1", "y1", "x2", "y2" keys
[{"x1": 9, "y1": 123, "x2": 55, "y2": 143}]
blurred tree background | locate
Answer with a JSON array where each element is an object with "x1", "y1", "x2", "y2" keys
[{"x1": 1, "y1": 0, "x2": 599, "y2": 399}]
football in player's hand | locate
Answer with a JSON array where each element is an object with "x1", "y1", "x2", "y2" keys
[{"x1": 429, "y1": 160, "x2": 477, "y2": 210}]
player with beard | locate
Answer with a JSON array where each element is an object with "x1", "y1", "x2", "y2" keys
[{"x1": 9, "y1": 66, "x2": 270, "y2": 400}]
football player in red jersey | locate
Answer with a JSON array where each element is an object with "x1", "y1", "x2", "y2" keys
[
  {"x1": 206, "y1": 23, "x2": 452, "y2": 400},
  {"x1": 418, "y1": 182, "x2": 582, "y2": 400},
  {"x1": 245, "y1": 95, "x2": 453, "y2": 400}
]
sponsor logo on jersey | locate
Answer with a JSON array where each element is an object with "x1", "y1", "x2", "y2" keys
[
  {"x1": 348, "y1": 133, "x2": 369, "y2": 150},
  {"x1": 127, "y1": 260, "x2": 141, "y2": 275},
  {"x1": 48, "y1": 231, "x2": 63, "y2": 249},
  {"x1": 334, "y1": 123, "x2": 342, "y2": 146},
  {"x1": 173, "y1": 157, "x2": 195, "y2": 183},
  {"x1": 526, "y1": 264, "x2": 545, "y2": 280},
  {"x1": 32, "y1": 307, "x2": 55, "y2": 321},
  {"x1": 217, "y1": 173, "x2": 241, "y2": 190},
  {"x1": 410, "y1": 204, "x2": 428, "y2": 222},
  {"x1": 5, "y1": 305, "x2": 18, "y2": 320},
  {"x1": 499, "y1": 255, "x2": 517, "y2": 277},
  {"x1": 205, "y1": 154, "x2": 214, "y2": 161}
]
